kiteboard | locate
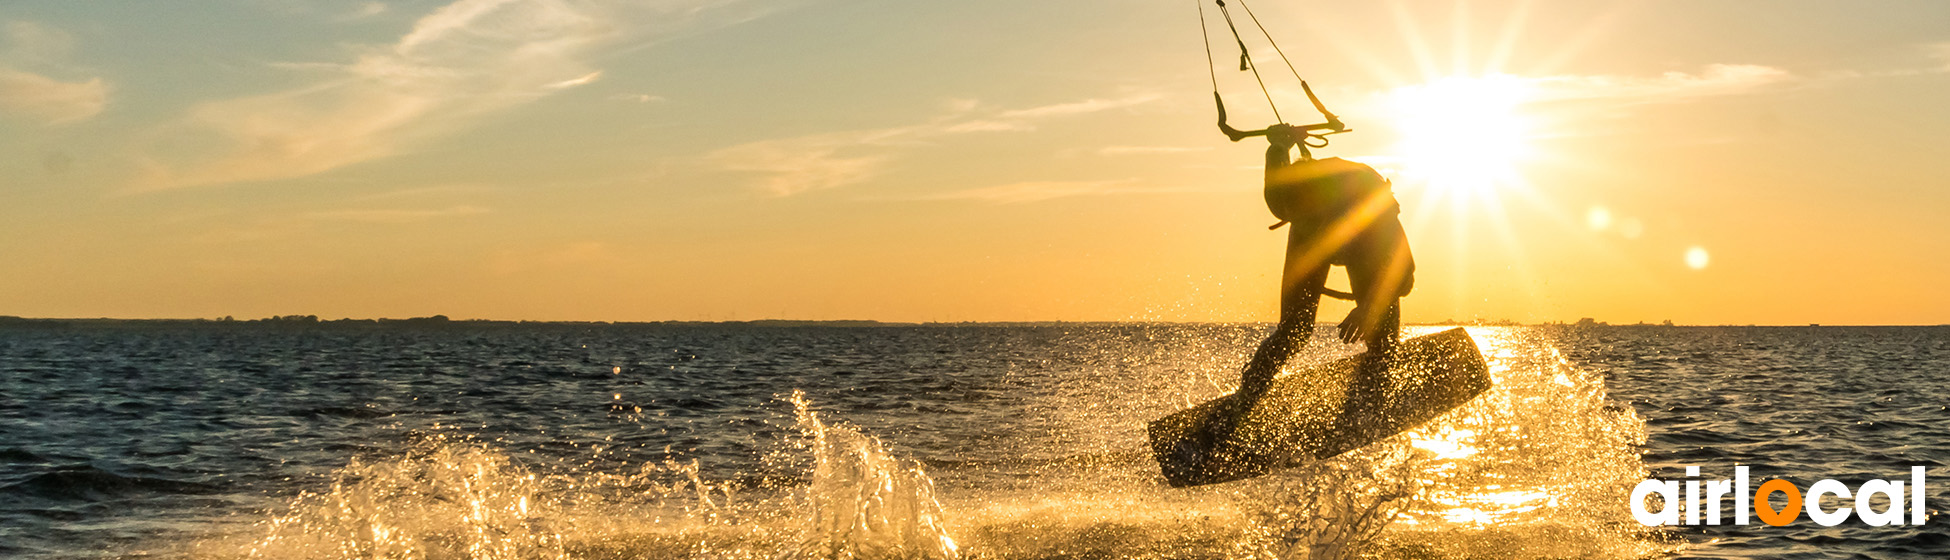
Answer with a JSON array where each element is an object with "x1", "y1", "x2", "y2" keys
[{"x1": 1146, "y1": 327, "x2": 1491, "y2": 488}]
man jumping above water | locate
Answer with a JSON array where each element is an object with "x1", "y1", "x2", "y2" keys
[{"x1": 1236, "y1": 123, "x2": 1416, "y2": 399}]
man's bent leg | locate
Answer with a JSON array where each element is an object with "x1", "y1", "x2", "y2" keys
[
  {"x1": 1239, "y1": 321, "x2": 1307, "y2": 396},
  {"x1": 1238, "y1": 265, "x2": 1328, "y2": 396}
]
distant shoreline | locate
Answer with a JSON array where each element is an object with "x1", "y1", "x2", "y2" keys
[{"x1": 0, "y1": 315, "x2": 1942, "y2": 329}]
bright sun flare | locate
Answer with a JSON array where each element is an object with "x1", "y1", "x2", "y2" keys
[{"x1": 1386, "y1": 75, "x2": 1536, "y2": 197}]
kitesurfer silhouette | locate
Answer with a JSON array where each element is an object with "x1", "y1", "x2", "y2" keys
[
  {"x1": 1235, "y1": 123, "x2": 1415, "y2": 399},
  {"x1": 1191, "y1": 0, "x2": 1414, "y2": 400},
  {"x1": 1142, "y1": 0, "x2": 1491, "y2": 487}
]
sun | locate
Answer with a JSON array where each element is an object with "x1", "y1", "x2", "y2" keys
[{"x1": 1384, "y1": 74, "x2": 1537, "y2": 198}]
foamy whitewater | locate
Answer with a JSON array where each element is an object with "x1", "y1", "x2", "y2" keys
[{"x1": 3, "y1": 324, "x2": 1946, "y2": 558}]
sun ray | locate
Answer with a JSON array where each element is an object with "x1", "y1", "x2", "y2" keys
[
  {"x1": 1318, "y1": 21, "x2": 1415, "y2": 88},
  {"x1": 1319, "y1": 1, "x2": 1683, "y2": 322},
  {"x1": 1446, "y1": 175, "x2": 1473, "y2": 319},
  {"x1": 1529, "y1": 1, "x2": 1638, "y2": 76},
  {"x1": 1450, "y1": 0, "x2": 1472, "y2": 76},
  {"x1": 1484, "y1": 0, "x2": 1536, "y2": 74},
  {"x1": 1388, "y1": 0, "x2": 1443, "y2": 83},
  {"x1": 1477, "y1": 176, "x2": 1550, "y2": 316}
]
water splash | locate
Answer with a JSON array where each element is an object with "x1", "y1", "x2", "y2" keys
[
  {"x1": 1232, "y1": 441, "x2": 1421, "y2": 560},
  {"x1": 790, "y1": 390, "x2": 960, "y2": 560},
  {"x1": 206, "y1": 327, "x2": 1661, "y2": 560},
  {"x1": 993, "y1": 326, "x2": 1669, "y2": 559},
  {"x1": 244, "y1": 443, "x2": 569, "y2": 560},
  {"x1": 226, "y1": 393, "x2": 958, "y2": 560},
  {"x1": 1248, "y1": 327, "x2": 1669, "y2": 559}
]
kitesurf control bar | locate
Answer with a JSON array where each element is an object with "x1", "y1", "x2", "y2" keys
[
  {"x1": 1201, "y1": 0, "x2": 1350, "y2": 149},
  {"x1": 1214, "y1": 79, "x2": 1349, "y2": 147},
  {"x1": 1215, "y1": 90, "x2": 1349, "y2": 143}
]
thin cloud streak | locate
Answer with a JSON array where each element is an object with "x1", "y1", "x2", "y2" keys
[
  {"x1": 997, "y1": 94, "x2": 1161, "y2": 119},
  {"x1": 192, "y1": 203, "x2": 494, "y2": 244},
  {"x1": 706, "y1": 92, "x2": 1163, "y2": 196},
  {"x1": 921, "y1": 179, "x2": 1213, "y2": 204},
  {"x1": 610, "y1": 93, "x2": 665, "y2": 103},
  {"x1": 922, "y1": 180, "x2": 1141, "y2": 204},
  {"x1": 340, "y1": 2, "x2": 391, "y2": 20},
  {"x1": 133, "y1": 0, "x2": 756, "y2": 191},
  {"x1": 5, "y1": 20, "x2": 75, "y2": 61},
  {"x1": 0, "y1": 67, "x2": 106, "y2": 123},
  {"x1": 547, "y1": 71, "x2": 604, "y2": 89},
  {"x1": 1097, "y1": 145, "x2": 1212, "y2": 156},
  {"x1": 1928, "y1": 42, "x2": 1950, "y2": 72},
  {"x1": 706, "y1": 129, "x2": 902, "y2": 197},
  {"x1": 0, "y1": 21, "x2": 105, "y2": 124},
  {"x1": 1529, "y1": 64, "x2": 1792, "y2": 103},
  {"x1": 352, "y1": 184, "x2": 497, "y2": 201},
  {"x1": 307, "y1": 205, "x2": 492, "y2": 223}
]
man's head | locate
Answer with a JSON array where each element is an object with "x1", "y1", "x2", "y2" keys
[{"x1": 1265, "y1": 123, "x2": 1297, "y2": 149}]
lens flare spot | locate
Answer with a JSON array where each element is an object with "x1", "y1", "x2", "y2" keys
[
  {"x1": 1586, "y1": 207, "x2": 1613, "y2": 231},
  {"x1": 1685, "y1": 247, "x2": 1710, "y2": 270}
]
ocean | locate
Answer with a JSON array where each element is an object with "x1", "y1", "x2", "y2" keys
[{"x1": 1, "y1": 323, "x2": 1945, "y2": 559}]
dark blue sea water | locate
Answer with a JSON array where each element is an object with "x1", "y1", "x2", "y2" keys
[{"x1": 0, "y1": 323, "x2": 1945, "y2": 559}]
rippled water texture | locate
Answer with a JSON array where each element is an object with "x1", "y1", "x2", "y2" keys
[{"x1": 2, "y1": 324, "x2": 1945, "y2": 558}]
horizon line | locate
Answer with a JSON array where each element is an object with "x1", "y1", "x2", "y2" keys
[{"x1": 1, "y1": 315, "x2": 1943, "y2": 328}]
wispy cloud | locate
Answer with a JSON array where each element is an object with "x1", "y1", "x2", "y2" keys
[
  {"x1": 134, "y1": 0, "x2": 756, "y2": 191},
  {"x1": 546, "y1": 71, "x2": 603, "y2": 89},
  {"x1": 0, "y1": 21, "x2": 106, "y2": 124},
  {"x1": 1097, "y1": 145, "x2": 1211, "y2": 156},
  {"x1": 352, "y1": 184, "x2": 496, "y2": 201},
  {"x1": 347, "y1": 2, "x2": 390, "y2": 20},
  {"x1": 1809, "y1": 42, "x2": 1950, "y2": 79},
  {"x1": 5, "y1": 20, "x2": 73, "y2": 61},
  {"x1": 1927, "y1": 42, "x2": 1950, "y2": 72},
  {"x1": 705, "y1": 92, "x2": 1163, "y2": 196},
  {"x1": 916, "y1": 179, "x2": 1215, "y2": 204},
  {"x1": 1530, "y1": 64, "x2": 1792, "y2": 103},
  {"x1": 610, "y1": 93, "x2": 665, "y2": 103},
  {"x1": 307, "y1": 205, "x2": 490, "y2": 223},
  {"x1": 942, "y1": 119, "x2": 1033, "y2": 133},
  {"x1": 706, "y1": 129, "x2": 901, "y2": 196},
  {"x1": 193, "y1": 202, "x2": 493, "y2": 243},
  {"x1": 0, "y1": 67, "x2": 106, "y2": 123},
  {"x1": 997, "y1": 94, "x2": 1161, "y2": 119}
]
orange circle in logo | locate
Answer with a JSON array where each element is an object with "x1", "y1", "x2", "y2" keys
[{"x1": 1755, "y1": 479, "x2": 1802, "y2": 526}]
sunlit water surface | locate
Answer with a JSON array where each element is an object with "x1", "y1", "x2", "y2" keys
[{"x1": 2, "y1": 324, "x2": 1945, "y2": 559}]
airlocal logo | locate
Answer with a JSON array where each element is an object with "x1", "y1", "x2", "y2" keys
[{"x1": 1632, "y1": 466, "x2": 1926, "y2": 527}]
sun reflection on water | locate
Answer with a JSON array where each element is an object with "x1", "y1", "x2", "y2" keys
[
  {"x1": 1386, "y1": 327, "x2": 1654, "y2": 550},
  {"x1": 208, "y1": 326, "x2": 1664, "y2": 559},
  {"x1": 1410, "y1": 428, "x2": 1480, "y2": 461}
]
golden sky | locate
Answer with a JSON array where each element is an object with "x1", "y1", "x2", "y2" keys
[{"x1": 2, "y1": 0, "x2": 1947, "y2": 324}]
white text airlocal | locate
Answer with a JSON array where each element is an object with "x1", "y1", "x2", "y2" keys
[{"x1": 1631, "y1": 466, "x2": 1926, "y2": 527}]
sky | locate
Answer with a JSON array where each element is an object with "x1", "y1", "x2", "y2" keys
[{"x1": 1, "y1": 0, "x2": 1947, "y2": 325}]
